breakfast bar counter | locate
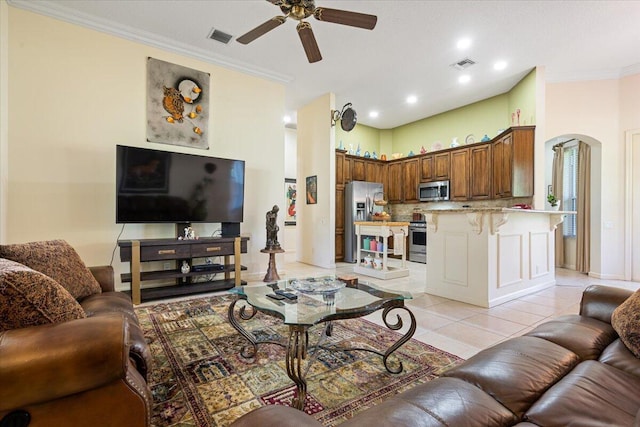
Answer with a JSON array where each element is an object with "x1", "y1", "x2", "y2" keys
[{"x1": 420, "y1": 208, "x2": 575, "y2": 307}]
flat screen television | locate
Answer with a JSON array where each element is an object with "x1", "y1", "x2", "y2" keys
[{"x1": 116, "y1": 145, "x2": 245, "y2": 224}]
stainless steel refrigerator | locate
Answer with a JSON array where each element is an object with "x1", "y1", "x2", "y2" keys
[{"x1": 344, "y1": 181, "x2": 384, "y2": 263}]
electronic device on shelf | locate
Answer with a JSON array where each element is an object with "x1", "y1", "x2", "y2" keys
[
  {"x1": 191, "y1": 263, "x2": 225, "y2": 272},
  {"x1": 115, "y1": 145, "x2": 245, "y2": 230}
]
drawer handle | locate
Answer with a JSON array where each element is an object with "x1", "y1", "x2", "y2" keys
[
  {"x1": 158, "y1": 249, "x2": 176, "y2": 255},
  {"x1": 206, "y1": 247, "x2": 222, "y2": 252}
]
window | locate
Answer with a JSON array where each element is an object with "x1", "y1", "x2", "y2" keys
[{"x1": 563, "y1": 145, "x2": 578, "y2": 237}]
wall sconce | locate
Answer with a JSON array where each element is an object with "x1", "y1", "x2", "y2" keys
[{"x1": 331, "y1": 103, "x2": 357, "y2": 132}]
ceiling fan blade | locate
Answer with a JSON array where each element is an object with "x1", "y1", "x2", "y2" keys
[
  {"x1": 297, "y1": 21, "x2": 322, "y2": 63},
  {"x1": 236, "y1": 16, "x2": 286, "y2": 44},
  {"x1": 314, "y1": 7, "x2": 377, "y2": 30}
]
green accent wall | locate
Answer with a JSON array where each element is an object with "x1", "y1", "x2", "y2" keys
[
  {"x1": 335, "y1": 123, "x2": 381, "y2": 157},
  {"x1": 391, "y1": 94, "x2": 510, "y2": 155},
  {"x1": 334, "y1": 68, "x2": 538, "y2": 156},
  {"x1": 508, "y1": 68, "x2": 537, "y2": 126}
]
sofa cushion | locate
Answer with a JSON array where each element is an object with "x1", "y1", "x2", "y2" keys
[
  {"x1": 443, "y1": 336, "x2": 580, "y2": 418},
  {"x1": 599, "y1": 338, "x2": 640, "y2": 377},
  {"x1": 0, "y1": 240, "x2": 101, "y2": 300},
  {"x1": 339, "y1": 377, "x2": 518, "y2": 427},
  {"x1": 0, "y1": 258, "x2": 85, "y2": 331},
  {"x1": 525, "y1": 360, "x2": 640, "y2": 426},
  {"x1": 524, "y1": 314, "x2": 617, "y2": 360},
  {"x1": 611, "y1": 289, "x2": 640, "y2": 358}
]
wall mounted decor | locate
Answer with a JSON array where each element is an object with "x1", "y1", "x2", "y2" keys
[
  {"x1": 285, "y1": 178, "x2": 297, "y2": 225},
  {"x1": 146, "y1": 57, "x2": 210, "y2": 149},
  {"x1": 306, "y1": 175, "x2": 317, "y2": 205}
]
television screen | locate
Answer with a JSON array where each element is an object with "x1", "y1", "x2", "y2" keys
[{"x1": 116, "y1": 145, "x2": 244, "y2": 224}]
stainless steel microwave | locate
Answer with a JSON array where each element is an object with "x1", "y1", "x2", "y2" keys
[{"x1": 418, "y1": 180, "x2": 450, "y2": 202}]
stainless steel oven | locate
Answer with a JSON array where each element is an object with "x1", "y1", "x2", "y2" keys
[{"x1": 408, "y1": 221, "x2": 427, "y2": 263}]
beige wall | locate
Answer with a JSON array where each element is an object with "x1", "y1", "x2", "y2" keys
[
  {"x1": 297, "y1": 93, "x2": 335, "y2": 268},
  {"x1": 546, "y1": 74, "x2": 640, "y2": 280},
  {"x1": 4, "y1": 7, "x2": 286, "y2": 285}
]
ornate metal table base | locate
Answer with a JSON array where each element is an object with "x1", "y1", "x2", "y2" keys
[{"x1": 229, "y1": 299, "x2": 417, "y2": 410}]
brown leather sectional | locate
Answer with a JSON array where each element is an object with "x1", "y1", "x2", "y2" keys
[
  {"x1": 230, "y1": 284, "x2": 640, "y2": 427},
  {"x1": 0, "y1": 266, "x2": 151, "y2": 427}
]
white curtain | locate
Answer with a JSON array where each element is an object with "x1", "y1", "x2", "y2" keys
[
  {"x1": 576, "y1": 142, "x2": 591, "y2": 273},
  {"x1": 552, "y1": 146, "x2": 564, "y2": 266}
]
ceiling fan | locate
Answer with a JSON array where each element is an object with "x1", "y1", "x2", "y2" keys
[{"x1": 236, "y1": 0, "x2": 378, "y2": 63}]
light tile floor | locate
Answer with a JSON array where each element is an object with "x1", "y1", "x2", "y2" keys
[{"x1": 247, "y1": 258, "x2": 640, "y2": 359}]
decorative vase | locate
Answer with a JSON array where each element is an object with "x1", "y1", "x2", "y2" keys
[{"x1": 181, "y1": 260, "x2": 191, "y2": 274}]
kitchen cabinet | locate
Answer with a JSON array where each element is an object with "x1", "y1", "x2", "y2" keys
[
  {"x1": 420, "y1": 155, "x2": 434, "y2": 182},
  {"x1": 365, "y1": 160, "x2": 386, "y2": 184},
  {"x1": 434, "y1": 152, "x2": 451, "y2": 180},
  {"x1": 352, "y1": 158, "x2": 366, "y2": 181},
  {"x1": 402, "y1": 158, "x2": 420, "y2": 203},
  {"x1": 450, "y1": 144, "x2": 492, "y2": 201},
  {"x1": 421, "y1": 152, "x2": 450, "y2": 182},
  {"x1": 335, "y1": 185, "x2": 345, "y2": 261},
  {"x1": 450, "y1": 149, "x2": 469, "y2": 200},
  {"x1": 493, "y1": 126, "x2": 534, "y2": 198},
  {"x1": 469, "y1": 143, "x2": 492, "y2": 200},
  {"x1": 387, "y1": 161, "x2": 403, "y2": 203},
  {"x1": 335, "y1": 150, "x2": 346, "y2": 261}
]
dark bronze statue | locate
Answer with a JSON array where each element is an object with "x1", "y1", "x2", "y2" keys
[{"x1": 265, "y1": 205, "x2": 281, "y2": 250}]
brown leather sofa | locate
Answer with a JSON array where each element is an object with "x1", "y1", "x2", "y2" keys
[
  {"x1": 0, "y1": 265, "x2": 151, "y2": 427},
  {"x1": 230, "y1": 285, "x2": 640, "y2": 427}
]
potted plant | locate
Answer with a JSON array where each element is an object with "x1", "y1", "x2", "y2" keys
[{"x1": 547, "y1": 193, "x2": 560, "y2": 210}]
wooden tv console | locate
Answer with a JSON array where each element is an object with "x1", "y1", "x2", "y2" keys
[{"x1": 118, "y1": 236, "x2": 249, "y2": 304}]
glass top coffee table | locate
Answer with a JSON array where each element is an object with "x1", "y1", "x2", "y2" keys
[{"x1": 228, "y1": 276, "x2": 416, "y2": 410}]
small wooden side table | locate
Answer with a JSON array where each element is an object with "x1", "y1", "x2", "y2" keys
[{"x1": 260, "y1": 247, "x2": 285, "y2": 281}]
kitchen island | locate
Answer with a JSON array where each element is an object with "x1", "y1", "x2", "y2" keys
[
  {"x1": 421, "y1": 208, "x2": 574, "y2": 308},
  {"x1": 353, "y1": 221, "x2": 410, "y2": 279}
]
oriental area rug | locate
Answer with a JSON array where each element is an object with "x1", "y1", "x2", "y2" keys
[{"x1": 135, "y1": 293, "x2": 464, "y2": 427}]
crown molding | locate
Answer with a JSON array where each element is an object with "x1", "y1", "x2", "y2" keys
[
  {"x1": 546, "y1": 62, "x2": 640, "y2": 83},
  {"x1": 6, "y1": 0, "x2": 293, "y2": 84}
]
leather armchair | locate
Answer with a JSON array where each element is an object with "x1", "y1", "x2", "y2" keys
[{"x1": 0, "y1": 266, "x2": 151, "y2": 427}]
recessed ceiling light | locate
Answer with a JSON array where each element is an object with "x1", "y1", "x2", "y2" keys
[
  {"x1": 369, "y1": 111, "x2": 379, "y2": 118},
  {"x1": 406, "y1": 95, "x2": 417, "y2": 104},
  {"x1": 457, "y1": 38, "x2": 472, "y2": 49},
  {"x1": 283, "y1": 115, "x2": 291, "y2": 124},
  {"x1": 458, "y1": 75, "x2": 471, "y2": 84},
  {"x1": 494, "y1": 61, "x2": 507, "y2": 71}
]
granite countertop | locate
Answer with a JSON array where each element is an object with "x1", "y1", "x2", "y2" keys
[{"x1": 419, "y1": 207, "x2": 576, "y2": 214}]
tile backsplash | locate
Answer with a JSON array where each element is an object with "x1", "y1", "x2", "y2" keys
[{"x1": 389, "y1": 198, "x2": 534, "y2": 221}]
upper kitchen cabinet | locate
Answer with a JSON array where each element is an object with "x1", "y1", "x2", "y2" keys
[
  {"x1": 469, "y1": 143, "x2": 492, "y2": 200},
  {"x1": 421, "y1": 152, "x2": 450, "y2": 182},
  {"x1": 387, "y1": 161, "x2": 403, "y2": 203},
  {"x1": 365, "y1": 160, "x2": 386, "y2": 184},
  {"x1": 450, "y1": 149, "x2": 469, "y2": 200},
  {"x1": 336, "y1": 150, "x2": 346, "y2": 185},
  {"x1": 493, "y1": 126, "x2": 534, "y2": 198},
  {"x1": 352, "y1": 158, "x2": 366, "y2": 181},
  {"x1": 402, "y1": 157, "x2": 420, "y2": 203}
]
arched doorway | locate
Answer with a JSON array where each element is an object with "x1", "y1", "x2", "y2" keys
[{"x1": 544, "y1": 134, "x2": 602, "y2": 275}]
